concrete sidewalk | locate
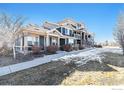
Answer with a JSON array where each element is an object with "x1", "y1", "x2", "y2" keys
[{"x1": 0, "y1": 48, "x2": 93, "y2": 76}]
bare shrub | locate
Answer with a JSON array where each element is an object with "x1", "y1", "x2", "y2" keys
[
  {"x1": 61, "y1": 44, "x2": 73, "y2": 52},
  {"x1": 47, "y1": 45, "x2": 58, "y2": 54},
  {"x1": 79, "y1": 45, "x2": 85, "y2": 50},
  {"x1": 0, "y1": 12, "x2": 26, "y2": 58},
  {"x1": 0, "y1": 42, "x2": 12, "y2": 56},
  {"x1": 114, "y1": 12, "x2": 124, "y2": 55},
  {"x1": 32, "y1": 45, "x2": 41, "y2": 55}
]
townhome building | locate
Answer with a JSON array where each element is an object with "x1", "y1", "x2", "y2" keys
[{"x1": 15, "y1": 19, "x2": 94, "y2": 53}]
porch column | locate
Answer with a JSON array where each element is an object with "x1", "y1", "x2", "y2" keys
[
  {"x1": 65, "y1": 38, "x2": 68, "y2": 45},
  {"x1": 80, "y1": 32, "x2": 83, "y2": 46},
  {"x1": 46, "y1": 35, "x2": 49, "y2": 46},
  {"x1": 87, "y1": 35, "x2": 88, "y2": 40},
  {"x1": 57, "y1": 37, "x2": 60, "y2": 47},
  {"x1": 43, "y1": 36, "x2": 47, "y2": 50},
  {"x1": 20, "y1": 35, "x2": 23, "y2": 51},
  {"x1": 38, "y1": 36, "x2": 40, "y2": 47},
  {"x1": 83, "y1": 32, "x2": 86, "y2": 41},
  {"x1": 74, "y1": 39, "x2": 77, "y2": 45},
  {"x1": 65, "y1": 38, "x2": 66, "y2": 45},
  {"x1": 24, "y1": 32, "x2": 28, "y2": 47},
  {"x1": 44, "y1": 36, "x2": 46, "y2": 48},
  {"x1": 61, "y1": 27, "x2": 62, "y2": 33},
  {"x1": 22, "y1": 34, "x2": 27, "y2": 54}
]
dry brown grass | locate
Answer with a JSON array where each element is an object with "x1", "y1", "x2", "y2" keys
[
  {"x1": 0, "y1": 52, "x2": 124, "y2": 85},
  {"x1": 61, "y1": 52, "x2": 124, "y2": 85}
]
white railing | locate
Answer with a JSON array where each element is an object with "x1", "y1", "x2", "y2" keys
[
  {"x1": 74, "y1": 34, "x2": 81, "y2": 39},
  {"x1": 15, "y1": 46, "x2": 32, "y2": 53}
]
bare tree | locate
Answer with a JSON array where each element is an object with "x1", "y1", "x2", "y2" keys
[
  {"x1": 114, "y1": 12, "x2": 124, "y2": 55},
  {"x1": 0, "y1": 12, "x2": 26, "y2": 58}
]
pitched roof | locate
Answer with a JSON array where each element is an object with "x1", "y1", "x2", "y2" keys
[
  {"x1": 42, "y1": 21, "x2": 59, "y2": 30},
  {"x1": 21, "y1": 24, "x2": 48, "y2": 34},
  {"x1": 58, "y1": 18, "x2": 78, "y2": 26},
  {"x1": 57, "y1": 19, "x2": 86, "y2": 30}
]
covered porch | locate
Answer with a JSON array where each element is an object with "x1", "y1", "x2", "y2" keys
[
  {"x1": 15, "y1": 29, "x2": 62, "y2": 53},
  {"x1": 15, "y1": 30, "x2": 47, "y2": 53}
]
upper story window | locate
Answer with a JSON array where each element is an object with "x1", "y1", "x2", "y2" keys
[
  {"x1": 62, "y1": 27, "x2": 65, "y2": 34},
  {"x1": 77, "y1": 24, "x2": 81, "y2": 29},
  {"x1": 58, "y1": 27, "x2": 74, "y2": 36},
  {"x1": 56, "y1": 27, "x2": 61, "y2": 33},
  {"x1": 69, "y1": 30, "x2": 74, "y2": 36},
  {"x1": 65, "y1": 29, "x2": 68, "y2": 35},
  {"x1": 88, "y1": 35, "x2": 91, "y2": 38}
]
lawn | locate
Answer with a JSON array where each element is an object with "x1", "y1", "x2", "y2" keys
[{"x1": 0, "y1": 51, "x2": 124, "y2": 85}]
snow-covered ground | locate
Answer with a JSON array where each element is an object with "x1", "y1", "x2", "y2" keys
[
  {"x1": 0, "y1": 48, "x2": 92, "y2": 76},
  {"x1": 0, "y1": 47, "x2": 122, "y2": 76},
  {"x1": 53, "y1": 48, "x2": 122, "y2": 66}
]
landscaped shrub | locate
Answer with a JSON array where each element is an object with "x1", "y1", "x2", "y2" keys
[
  {"x1": 0, "y1": 43, "x2": 12, "y2": 56},
  {"x1": 94, "y1": 44, "x2": 97, "y2": 47},
  {"x1": 97, "y1": 45, "x2": 102, "y2": 48},
  {"x1": 73, "y1": 46, "x2": 79, "y2": 50},
  {"x1": 94, "y1": 44, "x2": 102, "y2": 48},
  {"x1": 73, "y1": 44, "x2": 79, "y2": 50},
  {"x1": 32, "y1": 45, "x2": 41, "y2": 54},
  {"x1": 47, "y1": 45, "x2": 58, "y2": 54},
  {"x1": 61, "y1": 44, "x2": 73, "y2": 52},
  {"x1": 79, "y1": 45, "x2": 85, "y2": 50}
]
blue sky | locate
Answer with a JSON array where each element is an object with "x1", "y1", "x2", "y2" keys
[{"x1": 0, "y1": 3, "x2": 124, "y2": 43}]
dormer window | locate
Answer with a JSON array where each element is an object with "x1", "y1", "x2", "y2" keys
[
  {"x1": 56, "y1": 27, "x2": 61, "y2": 32},
  {"x1": 76, "y1": 24, "x2": 81, "y2": 29},
  {"x1": 62, "y1": 27, "x2": 65, "y2": 34},
  {"x1": 71, "y1": 24, "x2": 76, "y2": 29}
]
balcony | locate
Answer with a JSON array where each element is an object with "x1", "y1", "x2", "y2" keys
[{"x1": 74, "y1": 34, "x2": 81, "y2": 39}]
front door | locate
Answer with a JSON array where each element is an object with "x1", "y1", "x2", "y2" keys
[
  {"x1": 60, "y1": 38, "x2": 65, "y2": 46},
  {"x1": 39, "y1": 36, "x2": 44, "y2": 49}
]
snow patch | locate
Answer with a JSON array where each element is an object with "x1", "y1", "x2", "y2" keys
[{"x1": 53, "y1": 48, "x2": 122, "y2": 66}]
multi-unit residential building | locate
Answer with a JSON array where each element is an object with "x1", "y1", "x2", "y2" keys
[{"x1": 15, "y1": 19, "x2": 94, "y2": 53}]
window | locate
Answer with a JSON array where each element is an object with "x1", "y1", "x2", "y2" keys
[
  {"x1": 62, "y1": 27, "x2": 65, "y2": 34},
  {"x1": 52, "y1": 37, "x2": 57, "y2": 45},
  {"x1": 27, "y1": 36, "x2": 39, "y2": 51},
  {"x1": 15, "y1": 38, "x2": 21, "y2": 46},
  {"x1": 15, "y1": 47, "x2": 20, "y2": 52},
  {"x1": 88, "y1": 35, "x2": 91, "y2": 38},
  {"x1": 69, "y1": 30, "x2": 74, "y2": 36},
  {"x1": 56, "y1": 27, "x2": 61, "y2": 33},
  {"x1": 27, "y1": 36, "x2": 33, "y2": 46},
  {"x1": 34, "y1": 42, "x2": 38, "y2": 46},
  {"x1": 34, "y1": 37, "x2": 39, "y2": 46},
  {"x1": 62, "y1": 28, "x2": 70, "y2": 35},
  {"x1": 65, "y1": 29, "x2": 68, "y2": 35},
  {"x1": 28, "y1": 41, "x2": 32, "y2": 46},
  {"x1": 77, "y1": 24, "x2": 81, "y2": 29},
  {"x1": 27, "y1": 36, "x2": 32, "y2": 41},
  {"x1": 67, "y1": 39, "x2": 69, "y2": 44},
  {"x1": 27, "y1": 36, "x2": 39, "y2": 46},
  {"x1": 67, "y1": 29, "x2": 70, "y2": 35},
  {"x1": 15, "y1": 38, "x2": 21, "y2": 51}
]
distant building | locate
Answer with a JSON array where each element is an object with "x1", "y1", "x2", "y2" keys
[{"x1": 101, "y1": 40, "x2": 119, "y2": 47}]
